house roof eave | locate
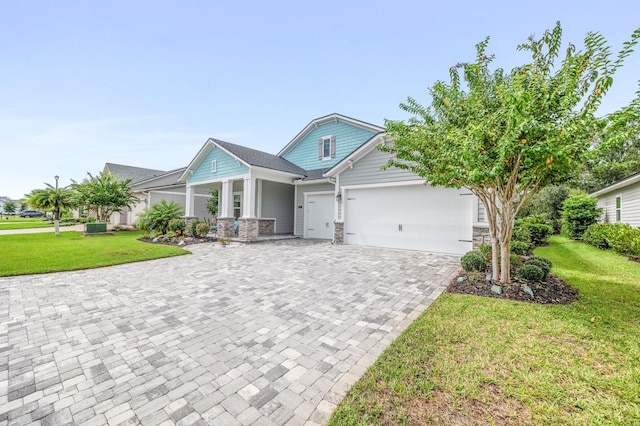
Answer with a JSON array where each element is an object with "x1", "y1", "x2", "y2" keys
[{"x1": 590, "y1": 172, "x2": 640, "y2": 197}]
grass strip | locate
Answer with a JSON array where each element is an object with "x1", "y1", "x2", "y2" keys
[
  {"x1": 329, "y1": 236, "x2": 640, "y2": 425},
  {"x1": 0, "y1": 231, "x2": 188, "y2": 276}
]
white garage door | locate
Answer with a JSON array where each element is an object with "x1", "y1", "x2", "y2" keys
[
  {"x1": 344, "y1": 184, "x2": 473, "y2": 254},
  {"x1": 305, "y1": 193, "x2": 334, "y2": 239}
]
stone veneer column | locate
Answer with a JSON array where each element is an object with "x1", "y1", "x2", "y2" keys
[
  {"x1": 216, "y1": 217, "x2": 236, "y2": 238},
  {"x1": 473, "y1": 225, "x2": 491, "y2": 249},
  {"x1": 238, "y1": 218, "x2": 259, "y2": 241},
  {"x1": 334, "y1": 221, "x2": 344, "y2": 243},
  {"x1": 257, "y1": 219, "x2": 275, "y2": 235}
]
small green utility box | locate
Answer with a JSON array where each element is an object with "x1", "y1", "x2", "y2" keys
[{"x1": 85, "y1": 222, "x2": 107, "y2": 234}]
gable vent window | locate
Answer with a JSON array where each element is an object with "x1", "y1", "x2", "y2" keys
[
  {"x1": 318, "y1": 135, "x2": 336, "y2": 160},
  {"x1": 211, "y1": 160, "x2": 217, "y2": 173}
]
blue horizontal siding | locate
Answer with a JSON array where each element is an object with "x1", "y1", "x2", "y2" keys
[
  {"x1": 283, "y1": 122, "x2": 377, "y2": 170},
  {"x1": 188, "y1": 146, "x2": 249, "y2": 184}
]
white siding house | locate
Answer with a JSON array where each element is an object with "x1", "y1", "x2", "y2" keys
[{"x1": 591, "y1": 172, "x2": 640, "y2": 227}]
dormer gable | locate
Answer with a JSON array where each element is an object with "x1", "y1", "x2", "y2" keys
[{"x1": 278, "y1": 113, "x2": 383, "y2": 171}]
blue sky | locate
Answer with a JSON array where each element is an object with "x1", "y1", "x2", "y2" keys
[{"x1": 1, "y1": 0, "x2": 638, "y2": 200}]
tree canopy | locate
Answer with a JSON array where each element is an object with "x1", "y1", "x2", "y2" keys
[
  {"x1": 26, "y1": 183, "x2": 76, "y2": 221},
  {"x1": 2, "y1": 200, "x2": 17, "y2": 215},
  {"x1": 73, "y1": 171, "x2": 139, "y2": 222},
  {"x1": 382, "y1": 22, "x2": 640, "y2": 283}
]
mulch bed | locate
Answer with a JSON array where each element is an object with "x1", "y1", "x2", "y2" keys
[
  {"x1": 446, "y1": 271, "x2": 579, "y2": 304},
  {"x1": 138, "y1": 236, "x2": 216, "y2": 246}
]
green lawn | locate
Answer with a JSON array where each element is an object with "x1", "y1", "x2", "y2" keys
[
  {"x1": 0, "y1": 231, "x2": 188, "y2": 276},
  {"x1": 329, "y1": 236, "x2": 640, "y2": 425},
  {"x1": 0, "y1": 217, "x2": 57, "y2": 229}
]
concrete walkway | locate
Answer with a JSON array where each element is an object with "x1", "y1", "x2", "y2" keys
[
  {"x1": 0, "y1": 240, "x2": 459, "y2": 425},
  {"x1": 0, "y1": 224, "x2": 85, "y2": 235}
]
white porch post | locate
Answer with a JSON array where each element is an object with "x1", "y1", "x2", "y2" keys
[
  {"x1": 221, "y1": 180, "x2": 234, "y2": 217},
  {"x1": 242, "y1": 178, "x2": 257, "y2": 218},
  {"x1": 185, "y1": 185, "x2": 195, "y2": 216}
]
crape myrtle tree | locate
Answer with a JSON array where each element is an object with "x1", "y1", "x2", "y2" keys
[
  {"x1": 382, "y1": 22, "x2": 640, "y2": 284},
  {"x1": 73, "y1": 171, "x2": 139, "y2": 223}
]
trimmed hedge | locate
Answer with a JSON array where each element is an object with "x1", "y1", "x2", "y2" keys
[
  {"x1": 584, "y1": 223, "x2": 640, "y2": 257},
  {"x1": 461, "y1": 251, "x2": 487, "y2": 272},
  {"x1": 516, "y1": 264, "x2": 545, "y2": 283}
]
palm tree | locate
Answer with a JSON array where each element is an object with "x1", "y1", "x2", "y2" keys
[{"x1": 26, "y1": 182, "x2": 76, "y2": 235}]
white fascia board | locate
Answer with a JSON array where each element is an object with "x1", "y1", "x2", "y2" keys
[
  {"x1": 277, "y1": 114, "x2": 384, "y2": 157},
  {"x1": 324, "y1": 133, "x2": 388, "y2": 178},
  {"x1": 590, "y1": 173, "x2": 640, "y2": 197},
  {"x1": 251, "y1": 166, "x2": 303, "y2": 184},
  {"x1": 185, "y1": 173, "x2": 252, "y2": 188},
  {"x1": 178, "y1": 139, "x2": 214, "y2": 182},
  {"x1": 293, "y1": 178, "x2": 333, "y2": 186}
]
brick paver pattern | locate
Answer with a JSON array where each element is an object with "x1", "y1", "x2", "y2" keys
[{"x1": 0, "y1": 240, "x2": 459, "y2": 425}]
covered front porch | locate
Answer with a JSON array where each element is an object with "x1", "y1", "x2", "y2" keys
[{"x1": 184, "y1": 173, "x2": 295, "y2": 241}]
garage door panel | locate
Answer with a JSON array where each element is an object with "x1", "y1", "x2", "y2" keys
[
  {"x1": 305, "y1": 193, "x2": 334, "y2": 239},
  {"x1": 344, "y1": 185, "x2": 472, "y2": 254}
]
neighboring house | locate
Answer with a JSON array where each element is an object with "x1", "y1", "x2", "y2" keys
[
  {"x1": 104, "y1": 163, "x2": 212, "y2": 225},
  {"x1": 179, "y1": 113, "x2": 488, "y2": 254},
  {"x1": 591, "y1": 172, "x2": 640, "y2": 227}
]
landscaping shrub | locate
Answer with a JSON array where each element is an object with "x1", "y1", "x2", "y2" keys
[
  {"x1": 526, "y1": 223, "x2": 554, "y2": 246},
  {"x1": 168, "y1": 218, "x2": 186, "y2": 235},
  {"x1": 510, "y1": 253, "x2": 523, "y2": 270},
  {"x1": 195, "y1": 222, "x2": 211, "y2": 238},
  {"x1": 188, "y1": 219, "x2": 201, "y2": 237},
  {"x1": 477, "y1": 243, "x2": 492, "y2": 257},
  {"x1": 561, "y1": 193, "x2": 601, "y2": 240},
  {"x1": 525, "y1": 258, "x2": 551, "y2": 278},
  {"x1": 461, "y1": 251, "x2": 487, "y2": 272},
  {"x1": 510, "y1": 240, "x2": 531, "y2": 256},
  {"x1": 512, "y1": 224, "x2": 532, "y2": 244},
  {"x1": 583, "y1": 223, "x2": 611, "y2": 249},
  {"x1": 515, "y1": 216, "x2": 554, "y2": 246},
  {"x1": 135, "y1": 200, "x2": 183, "y2": 234},
  {"x1": 605, "y1": 223, "x2": 640, "y2": 257},
  {"x1": 516, "y1": 264, "x2": 545, "y2": 283},
  {"x1": 527, "y1": 255, "x2": 553, "y2": 270}
]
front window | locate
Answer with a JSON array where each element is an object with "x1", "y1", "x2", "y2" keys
[
  {"x1": 233, "y1": 193, "x2": 241, "y2": 218},
  {"x1": 616, "y1": 196, "x2": 621, "y2": 223},
  {"x1": 319, "y1": 135, "x2": 335, "y2": 160},
  {"x1": 323, "y1": 137, "x2": 331, "y2": 159}
]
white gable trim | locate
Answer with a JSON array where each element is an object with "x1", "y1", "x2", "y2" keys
[
  {"x1": 178, "y1": 139, "x2": 251, "y2": 182},
  {"x1": 323, "y1": 133, "x2": 390, "y2": 178},
  {"x1": 277, "y1": 113, "x2": 384, "y2": 157}
]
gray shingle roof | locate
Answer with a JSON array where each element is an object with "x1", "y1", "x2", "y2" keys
[
  {"x1": 104, "y1": 163, "x2": 167, "y2": 184},
  {"x1": 301, "y1": 168, "x2": 330, "y2": 181},
  {"x1": 214, "y1": 139, "x2": 307, "y2": 176}
]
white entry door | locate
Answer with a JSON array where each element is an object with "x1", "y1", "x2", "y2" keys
[
  {"x1": 305, "y1": 193, "x2": 334, "y2": 239},
  {"x1": 343, "y1": 184, "x2": 473, "y2": 254}
]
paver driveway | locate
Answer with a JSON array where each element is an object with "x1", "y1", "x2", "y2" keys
[{"x1": 0, "y1": 240, "x2": 459, "y2": 425}]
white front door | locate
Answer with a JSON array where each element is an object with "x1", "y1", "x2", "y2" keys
[
  {"x1": 305, "y1": 193, "x2": 334, "y2": 239},
  {"x1": 343, "y1": 184, "x2": 473, "y2": 254}
]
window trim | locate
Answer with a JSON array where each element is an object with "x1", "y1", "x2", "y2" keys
[
  {"x1": 211, "y1": 160, "x2": 217, "y2": 173},
  {"x1": 233, "y1": 191, "x2": 242, "y2": 219},
  {"x1": 615, "y1": 195, "x2": 622, "y2": 223},
  {"x1": 318, "y1": 135, "x2": 336, "y2": 161}
]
